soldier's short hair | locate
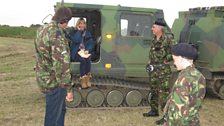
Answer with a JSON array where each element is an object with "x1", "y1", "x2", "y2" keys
[{"x1": 53, "y1": 7, "x2": 72, "y2": 24}]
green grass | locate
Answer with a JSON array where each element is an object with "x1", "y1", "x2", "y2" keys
[
  {"x1": 0, "y1": 37, "x2": 223, "y2": 126},
  {"x1": 0, "y1": 26, "x2": 37, "y2": 39}
]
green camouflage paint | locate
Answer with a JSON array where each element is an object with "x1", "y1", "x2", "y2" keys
[
  {"x1": 53, "y1": 2, "x2": 176, "y2": 108},
  {"x1": 172, "y1": 6, "x2": 224, "y2": 99},
  {"x1": 55, "y1": 2, "x2": 172, "y2": 78}
]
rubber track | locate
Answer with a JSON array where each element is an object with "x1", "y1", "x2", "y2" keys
[
  {"x1": 207, "y1": 75, "x2": 224, "y2": 99},
  {"x1": 72, "y1": 75, "x2": 150, "y2": 90},
  {"x1": 70, "y1": 75, "x2": 151, "y2": 108}
]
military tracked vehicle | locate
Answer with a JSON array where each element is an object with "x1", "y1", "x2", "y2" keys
[
  {"x1": 172, "y1": 6, "x2": 224, "y2": 99},
  {"x1": 54, "y1": 2, "x2": 173, "y2": 108}
]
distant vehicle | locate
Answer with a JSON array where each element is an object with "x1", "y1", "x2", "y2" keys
[
  {"x1": 172, "y1": 6, "x2": 224, "y2": 100},
  {"x1": 54, "y1": 2, "x2": 174, "y2": 108}
]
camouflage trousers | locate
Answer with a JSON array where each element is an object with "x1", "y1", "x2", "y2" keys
[
  {"x1": 149, "y1": 69, "x2": 171, "y2": 112},
  {"x1": 164, "y1": 116, "x2": 200, "y2": 126}
]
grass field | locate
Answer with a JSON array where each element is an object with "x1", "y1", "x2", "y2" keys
[
  {"x1": 0, "y1": 26, "x2": 37, "y2": 39},
  {"x1": 0, "y1": 37, "x2": 223, "y2": 126}
]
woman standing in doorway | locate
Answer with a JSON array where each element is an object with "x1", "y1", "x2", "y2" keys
[{"x1": 70, "y1": 18, "x2": 95, "y2": 89}]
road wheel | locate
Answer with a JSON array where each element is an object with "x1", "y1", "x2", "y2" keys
[
  {"x1": 125, "y1": 90, "x2": 142, "y2": 107},
  {"x1": 106, "y1": 90, "x2": 123, "y2": 107},
  {"x1": 87, "y1": 89, "x2": 104, "y2": 107},
  {"x1": 218, "y1": 84, "x2": 224, "y2": 100}
]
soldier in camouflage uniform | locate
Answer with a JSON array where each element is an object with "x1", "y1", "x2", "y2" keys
[
  {"x1": 163, "y1": 43, "x2": 206, "y2": 126},
  {"x1": 34, "y1": 7, "x2": 73, "y2": 126},
  {"x1": 143, "y1": 19, "x2": 173, "y2": 125}
]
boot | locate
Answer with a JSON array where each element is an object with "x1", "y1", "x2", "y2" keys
[
  {"x1": 155, "y1": 116, "x2": 165, "y2": 125},
  {"x1": 80, "y1": 75, "x2": 88, "y2": 89},
  {"x1": 143, "y1": 110, "x2": 159, "y2": 117},
  {"x1": 86, "y1": 73, "x2": 92, "y2": 87}
]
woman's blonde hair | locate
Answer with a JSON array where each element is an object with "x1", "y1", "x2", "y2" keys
[{"x1": 75, "y1": 18, "x2": 86, "y2": 28}]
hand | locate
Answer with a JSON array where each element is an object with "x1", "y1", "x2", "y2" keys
[
  {"x1": 66, "y1": 92, "x2": 74, "y2": 102},
  {"x1": 76, "y1": 26, "x2": 81, "y2": 30},
  {"x1": 84, "y1": 50, "x2": 89, "y2": 54}
]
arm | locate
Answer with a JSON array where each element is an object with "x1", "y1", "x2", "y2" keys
[
  {"x1": 50, "y1": 28, "x2": 73, "y2": 93},
  {"x1": 70, "y1": 30, "x2": 83, "y2": 44},
  {"x1": 164, "y1": 36, "x2": 174, "y2": 63},
  {"x1": 84, "y1": 31, "x2": 95, "y2": 53},
  {"x1": 167, "y1": 78, "x2": 191, "y2": 124}
]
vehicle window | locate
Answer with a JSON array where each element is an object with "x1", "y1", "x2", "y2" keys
[
  {"x1": 120, "y1": 14, "x2": 152, "y2": 37},
  {"x1": 121, "y1": 19, "x2": 128, "y2": 36}
]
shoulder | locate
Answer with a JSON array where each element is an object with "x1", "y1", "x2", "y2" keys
[
  {"x1": 163, "y1": 34, "x2": 174, "y2": 44},
  {"x1": 164, "y1": 33, "x2": 174, "y2": 40},
  {"x1": 187, "y1": 68, "x2": 206, "y2": 93},
  {"x1": 189, "y1": 68, "x2": 206, "y2": 84},
  {"x1": 160, "y1": 35, "x2": 169, "y2": 43},
  {"x1": 72, "y1": 29, "x2": 84, "y2": 36},
  {"x1": 188, "y1": 67, "x2": 204, "y2": 78},
  {"x1": 36, "y1": 22, "x2": 58, "y2": 40},
  {"x1": 70, "y1": 28, "x2": 78, "y2": 33},
  {"x1": 181, "y1": 67, "x2": 205, "y2": 86},
  {"x1": 37, "y1": 23, "x2": 52, "y2": 34},
  {"x1": 44, "y1": 22, "x2": 58, "y2": 31},
  {"x1": 40, "y1": 22, "x2": 59, "y2": 37}
]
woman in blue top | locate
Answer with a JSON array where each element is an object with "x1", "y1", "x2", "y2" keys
[{"x1": 70, "y1": 18, "x2": 95, "y2": 88}]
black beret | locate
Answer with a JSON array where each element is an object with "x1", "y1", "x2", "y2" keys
[
  {"x1": 154, "y1": 18, "x2": 166, "y2": 27},
  {"x1": 172, "y1": 43, "x2": 198, "y2": 60}
]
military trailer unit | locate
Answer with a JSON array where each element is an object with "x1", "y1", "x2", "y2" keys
[
  {"x1": 54, "y1": 2, "x2": 173, "y2": 108},
  {"x1": 172, "y1": 6, "x2": 224, "y2": 100},
  {"x1": 53, "y1": 2, "x2": 224, "y2": 108}
]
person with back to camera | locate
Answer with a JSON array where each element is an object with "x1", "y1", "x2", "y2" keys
[
  {"x1": 143, "y1": 18, "x2": 174, "y2": 125},
  {"x1": 34, "y1": 7, "x2": 73, "y2": 126},
  {"x1": 69, "y1": 18, "x2": 95, "y2": 89},
  {"x1": 163, "y1": 43, "x2": 206, "y2": 126}
]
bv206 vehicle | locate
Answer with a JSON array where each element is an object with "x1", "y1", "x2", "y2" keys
[
  {"x1": 55, "y1": 2, "x2": 173, "y2": 108},
  {"x1": 172, "y1": 6, "x2": 224, "y2": 99}
]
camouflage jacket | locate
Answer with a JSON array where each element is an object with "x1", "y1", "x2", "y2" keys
[
  {"x1": 148, "y1": 34, "x2": 173, "y2": 76},
  {"x1": 164, "y1": 65, "x2": 206, "y2": 125},
  {"x1": 149, "y1": 34, "x2": 173, "y2": 64},
  {"x1": 34, "y1": 21, "x2": 72, "y2": 93}
]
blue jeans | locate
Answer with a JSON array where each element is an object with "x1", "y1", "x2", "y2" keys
[
  {"x1": 79, "y1": 57, "x2": 91, "y2": 76},
  {"x1": 44, "y1": 87, "x2": 66, "y2": 126},
  {"x1": 74, "y1": 54, "x2": 91, "y2": 77}
]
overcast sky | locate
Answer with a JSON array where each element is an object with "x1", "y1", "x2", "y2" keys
[{"x1": 0, "y1": 0, "x2": 223, "y2": 27}]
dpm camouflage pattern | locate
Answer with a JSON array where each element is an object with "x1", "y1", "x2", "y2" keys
[
  {"x1": 34, "y1": 21, "x2": 72, "y2": 93},
  {"x1": 172, "y1": 6, "x2": 224, "y2": 99},
  {"x1": 164, "y1": 65, "x2": 206, "y2": 126},
  {"x1": 148, "y1": 34, "x2": 174, "y2": 112}
]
